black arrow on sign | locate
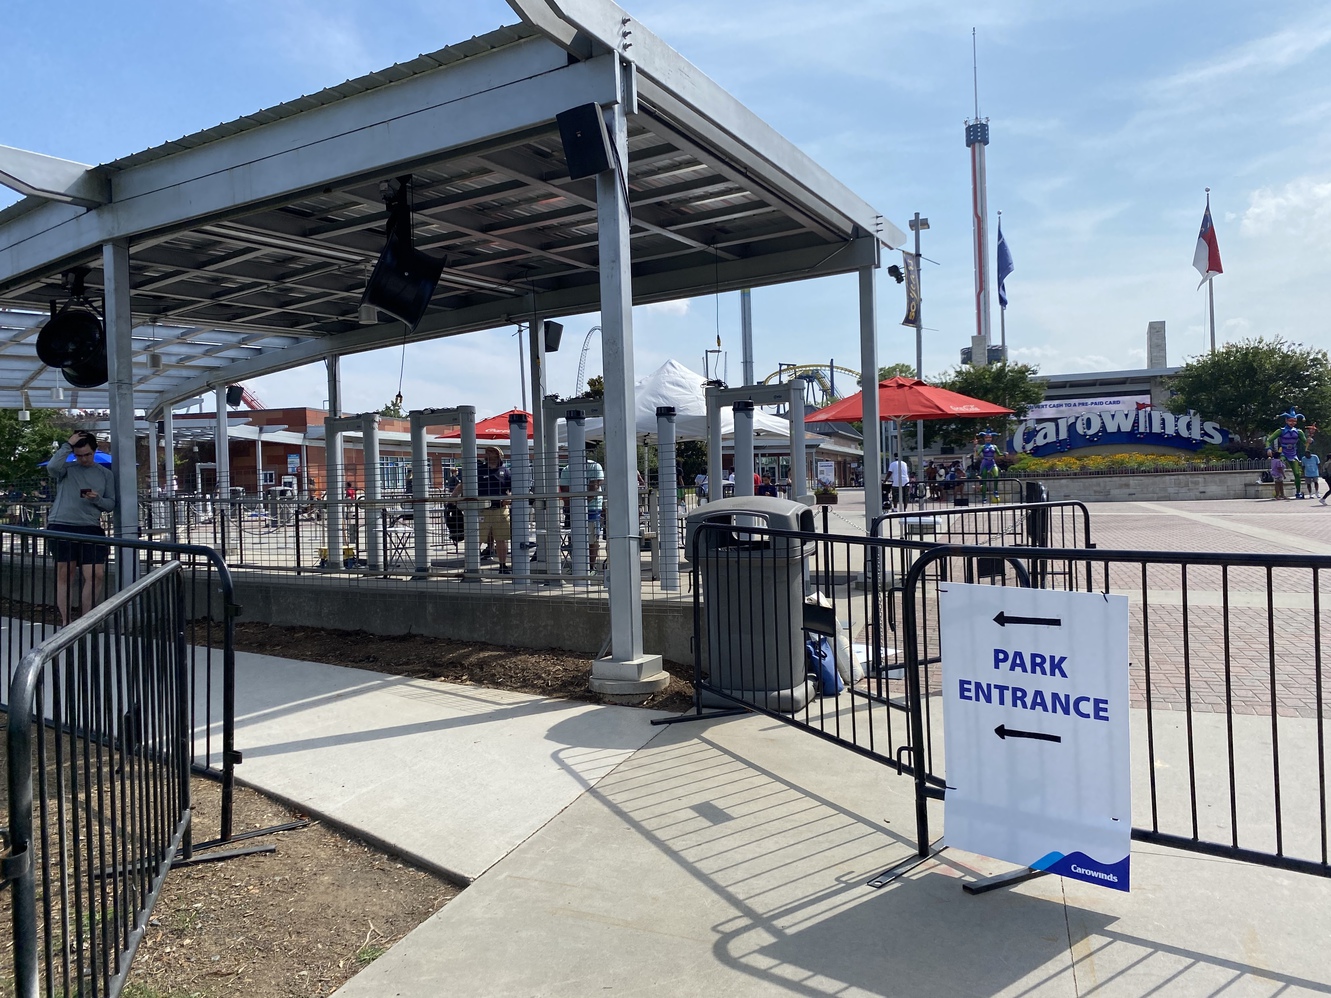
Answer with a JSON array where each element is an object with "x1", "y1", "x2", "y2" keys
[
  {"x1": 995, "y1": 724, "x2": 1062, "y2": 743},
  {"x1": 993, "y1": 611, "x2": 1062, "y2": 628}
]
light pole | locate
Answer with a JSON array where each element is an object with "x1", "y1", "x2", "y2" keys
[{"x1": 909, "y1": 213, "x2": 929, "y2": 473}]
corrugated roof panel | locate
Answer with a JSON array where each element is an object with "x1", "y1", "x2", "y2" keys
[{"x1": 107, "y1": 22, "x2": 538, "y2": 172}]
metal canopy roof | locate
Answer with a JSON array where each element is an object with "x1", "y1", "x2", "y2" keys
[{"x1": 0, "y1": 0, "x2": 903, "y2": 414}]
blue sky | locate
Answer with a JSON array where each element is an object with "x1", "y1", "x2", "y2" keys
[{"x1": 4, "y1": 0, "x2": 1329, "y2": 417}]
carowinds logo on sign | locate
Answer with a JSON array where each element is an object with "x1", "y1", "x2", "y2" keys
[{"x1": 939, "y1": 584, "x2": 1131, "y2": 891}]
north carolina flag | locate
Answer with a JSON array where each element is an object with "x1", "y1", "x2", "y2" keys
[{"x1": 1192, "y1": 202, "x2": 1223, "y2": 289}]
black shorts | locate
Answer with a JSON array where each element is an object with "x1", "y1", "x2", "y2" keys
[{"x1": 47, "y1": 523, "x2": 109, "y2": 565}]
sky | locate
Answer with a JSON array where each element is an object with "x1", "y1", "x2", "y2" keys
[{"x1": 3, "y1": 0, "x2": 1329, "y2": 417}]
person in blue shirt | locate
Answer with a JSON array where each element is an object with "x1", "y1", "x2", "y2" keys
[
  {"x1": 46, "y1": 431, "x2": 116, "y2": 624},
  {"x1": 454, "y1": 446, "x2": 512, "y2": 572},
  {"x1": 1303, "y1": 451, "x2": 1322, "y2": 501}
]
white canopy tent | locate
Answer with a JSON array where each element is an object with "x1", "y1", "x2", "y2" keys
[{"x1": 573, "y1": 359, "x2": 792, "y2": 445}]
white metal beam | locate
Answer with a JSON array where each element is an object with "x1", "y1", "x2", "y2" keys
[{"x1": 0, "y1": 145, "x2": 110, "y2": 207}]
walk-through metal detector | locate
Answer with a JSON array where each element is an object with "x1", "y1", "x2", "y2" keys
[
  {"x1": 704, "y1": 382, "x2": 809, "y2": 502},
  {"x1": 540, "y1": 395, "x2": 607, "y2": 586},
  {"x1": 322, "y1": 412, "x2": 384, "y2": 570},
  {"x1": 407, "y1": 407, "x2": 476, "y2": 574}
]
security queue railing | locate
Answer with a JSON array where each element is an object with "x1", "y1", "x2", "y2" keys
[
  {"x1": 4, "y1": 562, "x2": 192, "y2": 998},
  {"x1": 1, "y1": 525, "x2": 242, "y2": 843}
]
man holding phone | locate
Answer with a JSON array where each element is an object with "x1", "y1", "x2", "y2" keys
[{"x1": 47, "y1": 431, "x2": 116, "y2": 625}]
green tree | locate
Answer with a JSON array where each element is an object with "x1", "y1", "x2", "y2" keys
[
  {"x1": 379, "y1": 396, "x2": 406, "y2": 418},
  {"x1": 1166, "y1": 337, "x2": 1331, "y2": 449},
  {"x1": 859, "y1": 362, "x2": 916, "y2": 387},
  {"x1": 584, "y1": 375, "x2": 605, "y2": 399},
  {"x1": 925, "y1": 362, "x2": 1045, "y2": 448},
  {"x1": 0, "y1": 408, "x2": 74, "y2": 491}
]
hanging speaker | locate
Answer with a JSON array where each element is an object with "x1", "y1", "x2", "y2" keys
[
  {"x1": 361, "y1": 218, "x2": 444, "y2": 333},
  {"x1": 225, "y1": 385, "x2": 245, "y2": 407},
  {"x1": 543, "y1": 320, "x2": 564, "y2": 353},
  {"x1": 37, "y1": 303, "x2": 103, "y2": 368},
  {"x1": 556, "y1": 103, "x2": 613, "y2": 180}
]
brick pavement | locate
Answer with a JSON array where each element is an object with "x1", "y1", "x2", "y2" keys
[{"x1": 832, "y1": 500, "x2": 1331, "y2": 720}]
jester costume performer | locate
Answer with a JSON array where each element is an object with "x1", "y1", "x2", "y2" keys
[
  {"x1": 974, "y1": 429, "x2": 1001, "y2": 502},
  {"x1": 1266, "y1": 409, "x2": 1309, "y2": 499}
]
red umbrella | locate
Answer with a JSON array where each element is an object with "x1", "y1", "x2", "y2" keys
[
  {"x1": 805, "y1": 376, "x2": 1013, "y2": 423},
  {"x1": 440, "y1": 408, "x2": 534, "y2": 440}
]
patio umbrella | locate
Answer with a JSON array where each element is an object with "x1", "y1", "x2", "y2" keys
[
  {"x1": 38, "y1": 451, "x2": 113, "y2": 467},
  {"x1": 805, "y1": 376, "x2": 1013, "y2": 423},
  {"x1": 440, "y1": 408, "x2": 534, "y2": 441}
]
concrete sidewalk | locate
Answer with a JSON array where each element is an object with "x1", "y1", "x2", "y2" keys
[{"x1": 219, "y1": 651, "x2": 1331, "y2": 997}]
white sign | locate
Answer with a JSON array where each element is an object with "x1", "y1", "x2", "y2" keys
[
  {"x1": 287, "y1": 454, "x2": 300, "y2": 474},
  {"x1": 940, "y1": 584, "x2": 1131, "y2": 891},
  {"x1": 816, "y1": 460, "x2": 835, "y2": 485},
  {"x1": 1023, "y1": 395, "x2": 1151, "y2": 420}
]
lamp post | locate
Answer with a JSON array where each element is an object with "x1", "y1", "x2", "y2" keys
[{"x1": 909, "y1": 213, "x2": 929, "y2": 472}]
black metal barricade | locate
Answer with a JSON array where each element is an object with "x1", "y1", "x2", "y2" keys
[
  {"x1": 4, "y1": 562, "x2": 192, "y2": 998},
  {"x1": 0, "y1": 525, "x2": 242, "y2": 844},
  {"x1": 675, "y1": 508, "x2": 1330, "y2": 885}
]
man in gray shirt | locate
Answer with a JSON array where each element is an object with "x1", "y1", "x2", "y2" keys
[{"x1": 47, "y1": 431, "x2": 116, "y2": 624}]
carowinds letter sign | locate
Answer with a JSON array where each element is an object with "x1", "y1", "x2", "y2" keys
[{"x1": 939, "y1": 583, "x2": 1131, "y2": 891}]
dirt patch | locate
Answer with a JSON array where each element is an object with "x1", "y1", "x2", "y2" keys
[
  {"x1": 128, "y1": 779, "x2": 457, "y2": 998},
  {"x1": 230, "y1": 622, "x2": 698, "y2": 714}
]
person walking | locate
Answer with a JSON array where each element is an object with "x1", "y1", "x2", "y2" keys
[
  {"x1": 46, "y1": 431, "x2": 116, "y2": 625},
  {"x1": 886, "y1": 453, "x2": 911, "y2": 510},
  {"x1": 1301, "y1": 451, "x2": 1321, "y2": 499}
]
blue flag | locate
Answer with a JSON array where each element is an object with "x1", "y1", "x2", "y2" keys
[{"x1": 996, "y1": 219, "x2": 1014, "y2": 309}]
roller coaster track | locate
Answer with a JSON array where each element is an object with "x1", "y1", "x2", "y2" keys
[{"x1": 761, "y1": 364, "x2": 861, "y2": 407}]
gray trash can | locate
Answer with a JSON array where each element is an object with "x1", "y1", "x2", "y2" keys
[{"x1": 686, "y1": 496, "x2": 817, "y2": 713}]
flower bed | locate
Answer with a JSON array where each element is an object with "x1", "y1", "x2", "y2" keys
[{"x1": 1006, "y1": 452, "x2": 1263, "y2": 478}]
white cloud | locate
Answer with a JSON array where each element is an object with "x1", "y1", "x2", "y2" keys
[
  {"x1": 643, "y1": 299, "x2": 690, "y2": 317},
  {"x1": 1153, "y1": 12, "x2": 1331, "y2": 96},
  {"x1": 1241, "y1": 176, "x2": 1331, "y2": 244}
]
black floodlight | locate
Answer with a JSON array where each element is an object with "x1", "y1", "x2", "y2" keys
[
  {"x1": 226, "y1": 385, "x2": 245, "y2": 407},
  {"x1": 360, "y1": 177, "x2": 445, "y2": 332},
  {"x1": 887, "y1": 264, "x2": 904, "y2": 284}
]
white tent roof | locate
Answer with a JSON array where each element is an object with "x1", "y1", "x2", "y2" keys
[{"x1": 577, "y1": 359, "x2": 792, "y2": 444}]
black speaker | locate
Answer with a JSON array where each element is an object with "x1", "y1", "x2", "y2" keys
[
  {"x1": 543, "y1": 320, "x2": 564, "y2": 353},
  {"x1": 226, "y1": 385, "x2": 245, "y2": 407},
  {"x1": 37, "y1": 302, "x2": 108, "y2": 388},
  {"x1": 556, "y1": 103, "x2": 613, "y2": 180},
  {"x1": 361, "y1": 223, "x2": 445, "y2": 333}
]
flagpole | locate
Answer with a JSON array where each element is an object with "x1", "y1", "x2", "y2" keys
[{"x1": 1208, "y1": 277, "x2": 1216, "y2": 354}]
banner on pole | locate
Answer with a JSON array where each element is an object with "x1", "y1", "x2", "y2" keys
[{"x1": 901, "y1": 252, "x2": 920, "y2": 327}]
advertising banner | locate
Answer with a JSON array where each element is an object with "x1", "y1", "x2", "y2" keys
[
  {"x1": 940, "y1": 583, "x2": 1131, "y2": 891},
  {"x1": 901, "y1": 251, "x2": 920, "y2": 328}
]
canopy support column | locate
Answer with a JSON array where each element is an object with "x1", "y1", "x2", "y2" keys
[
  {"x1": 103, "y1": 240, "x2": 139, "y2": 575},
  {"x1": 591, "y1": 68, "x2": 666, "y2": 695},
  {"x1": 324, "y1": 356, "x2": 342, "y2": 571},
  {"x1": 859, "y1": 263, "x2": 882, "y2": 529},
  {"x1": 162, "y1": 408, "x2": 175, "y2": 495},
  {"x1": 214, "y1": 386, "x2": 230, "y2": 497}
]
